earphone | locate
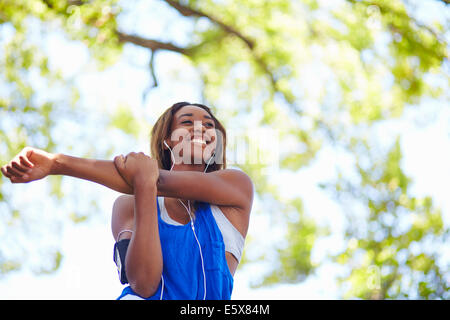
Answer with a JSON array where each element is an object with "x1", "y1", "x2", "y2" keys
[
  {"x1": 164, "y1": 140, "x2": 176, "y2": 171},
  {"x1": 161, "y1": 139, "x2": 213, "y2": 300}
]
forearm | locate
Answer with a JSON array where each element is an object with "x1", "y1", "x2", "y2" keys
[
  {"x1": 126, "y1": 182, "x2": 163, "y2": 298},
  {"x1": 156, "y1": 168, "x2": 251, "y2": 208},
  {"x1": 53, "y1": 153, "x2": 133, "y2": 194},
  {"x1": 156, "y1": 169, "x2": 223, "y2": 203},
  {"x1": 156, "y1": 169, "x2": 207, "y2": 200}
]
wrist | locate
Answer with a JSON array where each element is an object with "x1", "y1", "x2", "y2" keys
[
  {"x1": 50, "y1": 153, "x2": 63, "y2": 175},
  {"x1": 133, "y1": 175, "x2": 157, "y2": 190}
]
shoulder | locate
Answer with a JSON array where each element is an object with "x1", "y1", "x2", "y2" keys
[
  {"x1": 113, "y1": 194, "x2": 134, "y2": 209},
  {"x1": 212, "y1": 170, "x2": 253, "y2": 237},
  {"x1": 213, "y1": 169, "x2": 254, "y2": 200},
  {"x1": 212, "y1": 169, "x2": 254, "y2": 207},
  {"x1": 211, "y1": 169, "x2": 254, "y2": 215}
]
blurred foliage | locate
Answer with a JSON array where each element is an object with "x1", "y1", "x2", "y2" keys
[
  {"x1": 321, "y1": 137, "x2": 449, "y2": 299},
  {"x1": 252, "y1": 197, "x2": 329, "y2": 287},
  {"x1": 0, "y1": 0, "x2": 449, "y2": 298},
  {"x1": 108, "y1": 105, "x2": 141, "y2": 139}
]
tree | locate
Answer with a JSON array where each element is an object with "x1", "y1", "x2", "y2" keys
[
  {"x1": 321, "y1": 136, "x2": 449, "y2": 299},
  {"x1": 0, "y1": 0, "x2": 448, "y2": 298}
]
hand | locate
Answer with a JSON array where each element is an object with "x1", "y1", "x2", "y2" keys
[
  {"x1": 1, "y1": 147, "x2": 58, "y2": 184},
  {"x1": 114, "y1": 152, "x2": 159, "y2": 188}
]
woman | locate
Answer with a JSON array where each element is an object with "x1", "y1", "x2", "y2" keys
[{"x1": 0, "y1": 102, "x2": 253, "y2": 300}]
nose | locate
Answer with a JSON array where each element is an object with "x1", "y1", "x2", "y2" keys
[{"x1": 192, "y1": 121, "x2": 206, "y2": 137}]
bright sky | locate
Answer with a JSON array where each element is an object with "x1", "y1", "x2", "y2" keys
[{"x1": 0, "y1": 1, "x2": 449, "y2": 300}]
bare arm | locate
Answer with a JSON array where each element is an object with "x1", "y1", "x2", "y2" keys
[
  {"x1": 126, "y1": 182, "x2": 163, "y2": 297},
  {"x1": 0, "y1": 147, "x2": 133, "y2": 194},
  {"x1": 53, "y1": 153, "x2": 254, "y2": 213},
  {"x1": 114, "y1": 152, "x2": 163, "y2": 298},
  {"x1": 54, "y1": 153, "x2": 133, "y2": 194},
  {"x1": 157, "y1": 168, "x2": 254, "y2": 211},
  {"x1": 1, "y1": 147, "x2": 253, "y2": 212}
]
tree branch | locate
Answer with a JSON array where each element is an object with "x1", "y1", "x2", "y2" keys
[
  {"x1": 115, "y1": 2, "x2": 288, "y2": 103},
  {"x1": 162, "y1": 0, "x2": 255, "y2": 50},
  {"x1": 142, "y1": 50, "x2": 158, "y2": 102},
  {"x1": 116, "y1": 31, "x2": 187, "y2": 55},
  {"x1": 161, "y1": 0, "x2": 289, "y2": 100},
  {"x1": 149, "y1": 50, "x2": 158, "y2": 88}
]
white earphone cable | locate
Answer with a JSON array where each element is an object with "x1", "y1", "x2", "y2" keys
[{"x1": 178, "y1": 199, "x2": 207, "y2": 300}]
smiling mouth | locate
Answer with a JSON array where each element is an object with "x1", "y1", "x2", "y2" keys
[
  {"x1": 191, "y1": 138, "x2": 206, "y2": 145},
  {"x1": 189, "y1": 133, "x2": 214, "y2": 145}
]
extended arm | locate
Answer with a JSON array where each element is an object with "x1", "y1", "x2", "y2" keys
[
  {"x1": 56, "y1": 153, "x2": 254, "y2": 212},
  {"x1": 54, "y1": 153, "x2": 134, "y2": 194},
  {"x1": 157, "y1": 168, "x2": 253, "y2": 210},
  {"x1": 1, "y1": 147, "x2": 253, "y2": 210},
  {"x1": 0, "y1": 147, "x2": 133, "y2": 194}
]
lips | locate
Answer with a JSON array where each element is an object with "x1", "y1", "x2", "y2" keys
[
  {"x1": 189, "y1": 134, "x2": 213, "y2": 145},
  {"x1": 191, "y1": 138, "x2": 206, "y2": 145}
]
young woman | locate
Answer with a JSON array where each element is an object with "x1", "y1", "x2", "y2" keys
[{"x1": 0, "y1": 102, "x2": 253, "y2": 300}]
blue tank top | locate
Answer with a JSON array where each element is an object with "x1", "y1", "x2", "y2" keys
[{"x1": 117, "y1": 198, "x2": 234, "y2": 300}]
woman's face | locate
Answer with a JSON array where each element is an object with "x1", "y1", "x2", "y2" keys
[{"x1": 167, "y1": 105, "x2": 218, "y2": 166}]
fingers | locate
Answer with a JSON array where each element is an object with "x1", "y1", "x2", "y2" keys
[
  {"x1": 11, "y1": 154, "x2": 33, "y2": 173},
  {"x1": 12, "y1": 160, "x2": 28, "y2": 173},
  {"x1": 6, "y1": 164, "x2": 27, "y2": 177},
  {"x1": 19, "y1": 154, "x2": 34, "y2": 168},
  {"x1": 1, "y1": 164, "x2": 28, "y2": 183},
  {"x1": 0, "y1": 165, "x2": 9, "y2": 178},
  {"x1": 10, "y1": 175, "x2": 27, "y2": 184},
  {"x1": 1, "y1": 147, "x2": 35, "y2": 183},
  {"x1": 114, "y1": 154, "x2": 126, "y2": 169},
  {"x1": 114, "y1": 155, "x2": 134, "y2": 188},
  {"x1": 114, "y1": 152, "x2": 150, "y2": 171},
  {"x1": 1, "y1": 156, "x2": 32, "y2": 178}
]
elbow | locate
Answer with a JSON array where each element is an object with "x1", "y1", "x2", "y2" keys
[
  {"x1": 129, "y1": 279, "x2": 160, "y2": 299},
  {"x1": 126, "y1": 264, "x2": 163, "y2": 298}
]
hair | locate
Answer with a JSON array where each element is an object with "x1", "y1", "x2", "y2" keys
[{"x1": 150, "y1": 102, "x2": 227, "y2": 173}]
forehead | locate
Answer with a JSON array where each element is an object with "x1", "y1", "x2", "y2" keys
[{"x1": 173, "y1": 105, "x2": 212, "y2": 119}]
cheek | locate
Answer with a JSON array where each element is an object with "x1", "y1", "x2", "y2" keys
[{"x1": 169, "y1": 128, "x2": 191, "y2": 147}]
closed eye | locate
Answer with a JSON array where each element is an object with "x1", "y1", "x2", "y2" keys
[{"x1": 181, "y1": 120, "x2": 214, "y2": 127}]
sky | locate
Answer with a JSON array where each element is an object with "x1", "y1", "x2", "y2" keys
[{"x1": 0, "y1": 0, "x2": 449, "y2": 299}]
